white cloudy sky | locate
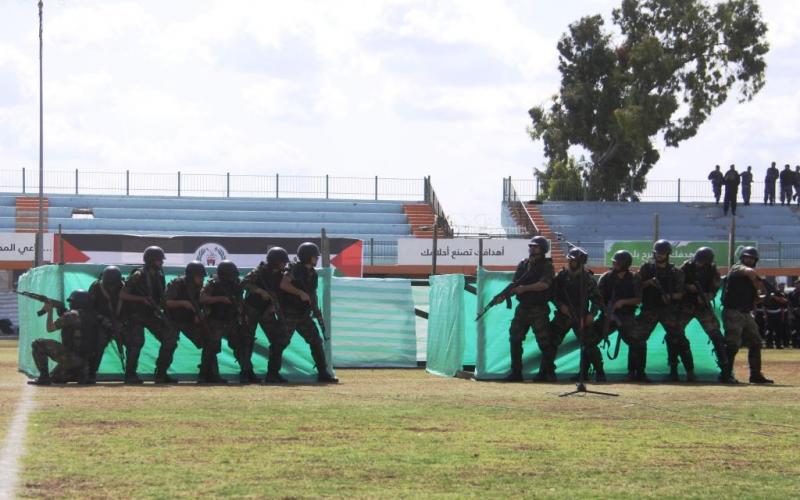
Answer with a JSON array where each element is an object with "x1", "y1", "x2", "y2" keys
[{"x1": 1, "y1": 0, "x2": 799, "y2": 228}]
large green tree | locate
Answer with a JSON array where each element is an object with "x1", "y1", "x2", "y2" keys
[{"x1": 528, "y1": 0, "x2": 769, "y2": 201}]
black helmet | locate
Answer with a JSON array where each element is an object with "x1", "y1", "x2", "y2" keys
[
  {"x1": 297, "y1": 242, "x2": 321, "y2": 264},
  {"x1": 567, "y1": 247, "x2": 588, "y2": 265},
  {"x1": 266, "y1": 247, "x2": 290, "y2": 268},
  {"x1": 67, "y1": 290, "x2": 91, "y2": 310},
  {"x1": 612, "y1": 250, "x2": 633, "y2": 270},
  {"x1": 693, "y1": 247, "x2": 715, "y2": 265},
  {"x1": 100, "y1": 266, "x2": 122, "y2": 287},
  {"x1": 217, "y1": 260, "x2": 239, "y2": 281},
  {"x1": 739, "y1": 247, "x2": 759, "y2": 265},
  {"x1": 528, "y1": 236, "x2": 549, "y2": 254},
  {"x1": 653, "y1": 239, "x2": 672, "y2": 256},
  {"x1": 185, "y1": 260, "x2": 207, "y2": 279},
  {"x1": 143, "y1": 246, "x2": 165, "y2": 265}
]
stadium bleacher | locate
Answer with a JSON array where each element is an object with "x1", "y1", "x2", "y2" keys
[
  {"x1": 0, "y1": 194, "x2": 442, "y2": 265},
  {"x1": 504, "y1": 200, "x2": 800, "y2": 268}
]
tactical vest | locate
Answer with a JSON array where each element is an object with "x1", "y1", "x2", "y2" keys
[
  {"x1": 123, "y1": 267, "x2": 166, "y2": 317},
  {"x1": 600, "y1": 271, "x2": 637, "y2": 316},
  {"x1": 555, "y1": 268, "x2": 593, "y2": 310},
  {"x1": 62, "y1": 309, "x2": 100, "y2": 360},
  {"x1": 680, "y1": 261, "x2": 718, "y2": 305},
  {"x1": 204, "y1": 278, "x2": 242, "y2": 323},
  {"x1": 243, "y1": 263, "x2": 284, "y2": 310},
  {"x1": 722, "y1": 271, "x2": 757, "y2": 312},
  {"x1": 639, "y1": 261, "x2": 677, "y2": 309},
  {"x1": 515, "y1": 258, "x2": 552, "y2": 306},
  {"x1": 281, "y1": 263, "x2": 318, "y2": 312},
  {"x1": 165, "y1": 276, "x2": 199, "y2": 324}
]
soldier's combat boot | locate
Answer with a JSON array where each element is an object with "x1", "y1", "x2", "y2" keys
[
  {"x1": 638, "y1": 348, "x2": 651, "y2": 383},
  {"x1": 682, "y1": 349, "x2": 696, "y2": 382},
  {"x1": 264, "y1": 371, "x2": 288, "y2": 384},
  {"x1": 154, "y1": 364, "x2": 178, "y2": 384},
  {"x1": 667, "y1": 365, "x2": 680, "y2": 382},
  {"x1": 504, "y1": 371, "x2": 523, "y2": 382},
  {"x1": 545, "y1": 348, "x2": 558, "y2": 383},
  {"x1": 317, "y1": 371, "x2": 339, "y2": 383},
  {"x1": 747, "y1": 346, "x2": 773, "y2": 384},
  {"x1": 591, "y1": 347, "x2": 606, "y2": 382},
  {"x1": 719, "y1": 346, "x2": 740, "y2": 384},
  {"x1": 124, "y1": 348, "x2": 143, "y2": 384},
  {"x1": 29, "y1": 364, "x2": 51, "y2": 386},
  {"x1": 209, "y1": 358, "x2": 228, "y2": 384}
]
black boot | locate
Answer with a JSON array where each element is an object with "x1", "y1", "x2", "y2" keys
[
  {"x1": 748, "y1": 346, "x2": 774, "y2": 384},
  {"x1": 545, "y1": 347, "x2": 558, "y2": 383},
  {"x1": 154, "y1": 363, "x2": 178, "y2": 384},
  {"x1": 681, "y1": 347, "x2": 696, "y2": 382},
  {"x1": 264, "y1": 371, "x2": 288, "y2": 384},
  {"x1": 719, "y1": 346, "x2": 739, "y2": 384},
  {"x1": 124, "y1": 348, "x2": 143, "y2": 385},
  {"x1": 667, "y1": 365, "x2": 679, "y2": 382},
  {"x1": 638, "y1": 348, "x2": 651, "y2": 383},
  {"x1": 265, "y1": 345, "x2": 285, "y2": 382},
  {"x1": 210, "y1": 358, "x2": 228, "y2": 384}
]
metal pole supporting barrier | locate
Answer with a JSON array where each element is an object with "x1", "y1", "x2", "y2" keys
[
  {"x1": 58, "y1": 224, "x2": 64, "y2": 265},
  {"x1": 321, "y1": 228, "x2": 330, "y2": 268},
  {"x1": 478, "y1": 238, "x2": 484, "y2": 269},
  {"x1": 431, "y1": 216, "x2": 438, "y2": 276},
  {"x1": 653, "y1": 213, "x2": 660, "y2": 242}
]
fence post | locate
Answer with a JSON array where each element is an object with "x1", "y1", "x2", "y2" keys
[
  {"x1": 677, "y1": 178, "x2": 681, "y2": 203},
  {"x1": 22, "y1": 167, "x2": 26, "y2": 194},
  {"x1": 226, "y1": 172, "x2": 230, "y2": 197},
  {"x1": 275, "y1": 173, "x2": 279, "y2": 199},
  {"x1": 75, "y1": 168, "x2": 79, "y2": 195},
  {"x1": 535, "y1": 176, "x2": 540, "y2": 200},
  {"x1": 126, "y1": 170, "x2": 130, "y2": 196},
  {"x1": 325, "y1": 174, "x2": 329, "y2": 199},
  {"x1": 374, "y1": 176, "x2": 378, "y2": 201},
  {"x1": 177, "y1": 171, "x2": 181, "y2": 197},
  {"x1": 478, "y1": 238, "x2": 484, "y2": 269},
  {"x1": 653, "y1": 213, "x2": 660, "y2": 242},
  {"x1": 370, "y1": 238, "x2": 374, "y2": 266}
]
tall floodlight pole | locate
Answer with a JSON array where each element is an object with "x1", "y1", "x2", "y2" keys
[{"x1": 35, "y1": 0, "x2": 44, "y2": 267}]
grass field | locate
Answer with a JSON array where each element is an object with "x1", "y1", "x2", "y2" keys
[{"x1": 2, "y1": 339, "x2": 799, "y2": 498}]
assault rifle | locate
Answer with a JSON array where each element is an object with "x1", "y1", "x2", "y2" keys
[
  {"x1": 310, "y1": 294, "x2": 327, "y2": 340},
  {"x1": 15, "y1": 290, "x2": 66, "y2": 316},
  {"x1": 475, "y1": 266, "x2": 537, "y2": 321}
]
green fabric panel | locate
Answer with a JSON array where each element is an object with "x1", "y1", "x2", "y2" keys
[
  {"x1": 18, "y1": 264, "x2": 332, "y2": 382},
  {"x1": 426, "y1": 274, "x2": 465, "y2": 377},
  {"x1": 330, "y1": 277, "x2": 417, "y2": 367},
  {"x1": 475, "y1": 268, "x2": 724, "y2": 381}
]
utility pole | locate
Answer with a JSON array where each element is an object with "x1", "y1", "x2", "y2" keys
[{"x1": 35, "y1": 1, "x2": 45, "y2": 267}]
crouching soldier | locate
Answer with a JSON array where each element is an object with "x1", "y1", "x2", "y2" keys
[{"x1": 30, "y1": 290, "x2": 99, "y2": 385}]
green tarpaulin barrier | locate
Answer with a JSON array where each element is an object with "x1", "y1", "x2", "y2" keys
[
  {"x1": 17, "y1": 264, "x2": 333, "y2": 382},
  {"x1": 467, "y1": 268, "x2": 723, "y2": 381},
  {"x1": 426, "y1": 274, "x2": 465, "y2": 377}
]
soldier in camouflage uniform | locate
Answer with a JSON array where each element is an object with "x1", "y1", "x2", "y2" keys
[
  {"x1": 502, "y1": 236, "x2": 555, "y2": 382},
  {"x1": 120, "y1": 246, "x2": 177, "y2": 384},
  {"x1": 87, "y1": 266, "x2": 125, "y2": 381},
  {"x1": 200, "y1": 260, "x2": 251, "y2": 383},
  {"x1": 677, "y1": 247, "x2": 735, "y2": 383},
  {"x1": 637, "y1": 240, "x2": 687, "y2": 382},
  {"x1": 242, "y1": 247, "x2": 291, "y2": 384},
  {"x1": 721, "y1": 247, "x2": 773, "y2": 384},
  {"x1": 593, "y1": 250, "x2": 643, "y2": 381},
  {"x1": 166, "y1": 261, "x2": 226, "y2": 384},
  {"x1": 550, "y1": 247, "x2": 604, "y2": 382},
  {"x1": 30, "y1": 290, "x2": 99, "y2": 385},
  {"x1": 280, "y1": 242, "x2": 338, "y2": 383}
]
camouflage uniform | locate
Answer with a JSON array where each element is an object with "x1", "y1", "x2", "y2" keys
[
  {"x1": 122, "y1": 267, "x2": 176, "y2": 381},
  {"x1": 242, "y1": 262, "x2": 290, "y2": 379},
  {"x1": 87, "y1": 279, "x2": 124, "y2": 379},
  {"x1": 31, "y1": 310, "x2": 98, "y2": 384},
  {"x1": 592, "y1": 270, "x2": 643, "y2": 379},
  {"x1": 677, "y1": 260, "x2": 729, "y2": 378},
  {"x1": 280, "y1": 263, "x2": 331, "y2": 378},
  {"x1": 166, "y1": 275, "x2": 222, "y2": 382},
  {"x1": 722, "y1": 264, "x2": 766, "y2": 380},
  {"x1": 508, "y1": 256, "x2": 555, "y2": 379},
  {"x1": 201, "y1": 277, "x2": 249, "y2": 380},
  {"x1": 637, "y1": 260, "x2": 687, "y2": 379},
  {"x1": 550, "y1": 267, "x2": 603, "y2": 379}
]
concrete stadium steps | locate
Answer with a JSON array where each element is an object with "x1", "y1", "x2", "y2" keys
[
  {"x1": 403, "y1": 204, "x2": 437, "y2": 238},
  {"x1": 523, "y1": 204, "x2": 567, "y2": 268},
  {"x1": 15, "y1": 196, "x2": 48, "y2": 233}
]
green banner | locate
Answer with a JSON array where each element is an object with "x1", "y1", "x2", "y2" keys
[{"x1": 604, "y1": 241, "x2": 756, "y2": 267}]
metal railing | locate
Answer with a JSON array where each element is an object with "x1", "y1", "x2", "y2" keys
[
  {"x1": 423, "y1": 176, "x2": 453, "y2": 237},
  {"x1": 0, "y1": 168, "x2": 428, "y2": 201},
  {"x1": 502, "y1": 177, "x2": 539, "y2": 235},
  {"x1": 508, "y1": 177, "x2": 777, "y2": 204}
]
